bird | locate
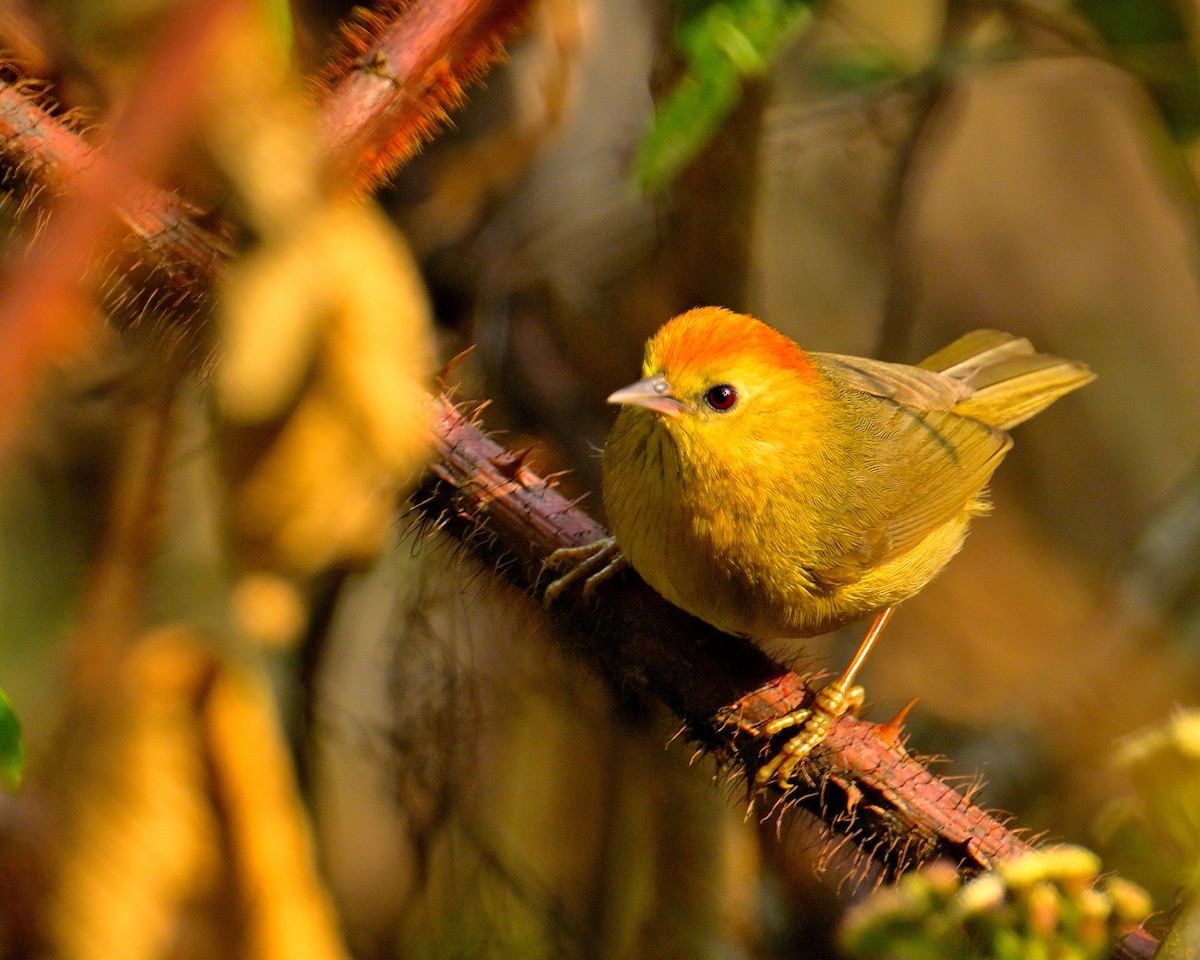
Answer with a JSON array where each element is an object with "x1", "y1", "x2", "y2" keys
[{"x1": 546, "y1": 306, "x2": 1094, "y2": 787}]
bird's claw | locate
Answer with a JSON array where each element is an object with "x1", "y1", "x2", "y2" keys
[
  {"x1": 541, "y1": 536, "x2": 626, "y2": 606},
  {"x1": 754, "y1": 678, "x2": 865, "y2": 789}
]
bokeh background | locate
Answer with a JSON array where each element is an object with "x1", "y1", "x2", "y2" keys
[{"x1": 0, "y1": 0, "x2": 1197, "y2": 957}]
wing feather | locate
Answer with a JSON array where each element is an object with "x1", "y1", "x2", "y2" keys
[
  {"x1": 807, "y1": 354, "x2": 1011, "y2": 587},
  {"x1": 916, "y1": 329, "x2": 1034, "y2": 379},
  {"x1": 814, "y1": 353, "x2": 973, "y2": 410}
]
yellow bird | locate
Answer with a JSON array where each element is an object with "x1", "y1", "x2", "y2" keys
[{"x1": 550, "y1": 306, "x2": 1093, "y2": 787}]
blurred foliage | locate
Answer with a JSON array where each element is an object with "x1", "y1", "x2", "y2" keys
[
  {"x1": 206, "y1": 3, "x2": 434, "y2": 602},
  {"x1": 635, "y1": 0, "x2": 815, "y2": 191},
  {"x1": 0, "y1": 1, "x2": 432, "y2": 957},
  {"x1": 258, "y1": 0, "x2": 293, "y2": 54},
  {"x1": 1101, "y1": 710, "x2": 1200, "y2": 959},
  {"x1": 45, "y1": 628, "x2": 351, "y2": 960},
  {"x1": 839, "y1": 848, "x2": 1152, "y2": 960},
  {"x1": 1101, "y1": 711, "x2": 1200, "y2": 897},
  {"x1": 642, "y1": 0, "x2": 1200, "y2": 193},
  {"x1": 0, "y1": 685, "x2": 21, "y2": 793}
]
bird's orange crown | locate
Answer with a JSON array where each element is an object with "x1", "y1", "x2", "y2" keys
[{"x1": 644, "y1": 307, "x2": 816, "y2": 383}]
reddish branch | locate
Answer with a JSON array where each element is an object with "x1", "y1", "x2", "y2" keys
[
  {"x1": 425, "y1": 394, "x2": 1028, "y2": 869},
  {"x1": 0, "y1": 73, "x2": 229, "y2": 335},
  {"x1": 424, "y1": 394, "x2": 1159, "y2": 960},
  {"x1": 0, "y1": 0, "x2": 531, "y2": 401},
  {"x1": 0, "y1": 0, "x2": 240, "y2": 436},
  {"x1": 317, "y1": 0, "x2": 533, "y2": 193},
  {"x1": 0, "y1": 83, "x2": 92, "y2": 192}
]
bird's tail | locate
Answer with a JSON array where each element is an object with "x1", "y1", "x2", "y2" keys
[{"x1": 919, "y1": 330, "x2": 1095, "y2": 430}]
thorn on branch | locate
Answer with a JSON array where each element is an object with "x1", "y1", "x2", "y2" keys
[{"x1": 491, "y1": 444, "x2": 538, "y2": 486}]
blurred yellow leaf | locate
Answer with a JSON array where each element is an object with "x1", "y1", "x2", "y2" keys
[
  {"x1": 217, "y1": 201, "x2": 431, "y2": 429},
  {"x1": 46, "y1": 627, "x2": 352, "y2": 960},
  {"x1": 204, "y1": 638, "x2": 351, "y2": 960},
  {"x1": 226, "y1": 383, "x2": 410, "y2": 572},
  {"x1": 204, "y1": 8, "x2": 435, "y2": 581},
  {"x1": 230, "y1": 572, "x2": 308, "y2": 648},
  {"x1": 48, "y1": 630, "x2": 222, "y2": 960}
]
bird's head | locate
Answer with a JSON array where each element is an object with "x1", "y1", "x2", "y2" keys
[{"x1": 608, "y1": 308, "x2": 827, "y2": 443}]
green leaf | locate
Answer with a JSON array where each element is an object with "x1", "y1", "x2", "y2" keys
[
  {"x1": 0, "y1": 687, "x2": 23, "y2": 793},
  {"x1": 635, "y1": 0, "x2": 816, "y2": 192},
  {"x1": 635, "y1": 64, "x2": 742, "y2": 193}
]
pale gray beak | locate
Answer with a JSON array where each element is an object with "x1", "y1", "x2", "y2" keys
[{"x1": 607, "y1": 373, "x2": 689, "y2": 418}]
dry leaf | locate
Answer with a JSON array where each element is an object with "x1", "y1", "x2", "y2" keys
[
  {"x1": 47, "y1": 629, "x2": 222, "y2": 960},
  {"x1": 47, "y1": 626, "x2": 352, "y2": 960},
  {"x1": 204, "y1": 641, "x2": 351, "y2": 960},
  {"x1": 203, "y1": 8, "x2": 435, "y2": 580}
]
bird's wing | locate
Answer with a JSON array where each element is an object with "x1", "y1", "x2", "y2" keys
[
  {"x1": 915, "y1": 329, "x2": 1035, "y2": 378},
  {"x1": 815, "y1": 353, "x2": 973, "y2": 409},
  {"x1": 807, "y1": 354, "x2": 1012, "y2": 588}
]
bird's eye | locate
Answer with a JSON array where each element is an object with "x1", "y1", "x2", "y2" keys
[{"x1": 704, "y1": 384, "x2": 738, "y2": 411}]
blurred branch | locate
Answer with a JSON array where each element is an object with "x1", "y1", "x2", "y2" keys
[
  {"x1": 875, "y1": 1, "x2": 979, "y2": 361},
  {"x1": 0, "y1": 69, "x2": 230, "y2": 346},
  {"x1": 0, "y1": 0, "x2": 241, "y2": 443},
  {"x1": 874, "y1": 73, "x2": 948, "y2": 362},
  {"x1": 420, "y1": 392, "x2": 1160, "y2": 960},
  {"x1": 0, "y1": 0, "x2": 534, "y2": 442},
  {"x1": 0, "y1": 77, "x2": 232, "y2": 340},
  {"x1": 70, "y1": 379, "x2": 176, "y2": 700},
  {"x1": 317, "y1": 0, "x2": 534, "y2": 194},
  {"x1": 876, "y1": 0, "x2": 1192, "y2": 361}
]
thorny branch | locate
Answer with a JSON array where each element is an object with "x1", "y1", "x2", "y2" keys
[
  {"x1": 0, "y1": 0, "x2": 240, "y2": 434},
  {"x1": 318, "y1": 0, "x2": 533, "y2": 193},
  {"x1": 0, "y1": 0, "x2": 532, "y2": 390},
  {"x1": 424, "y1": 393, "x2": 1028, "y2": 870},
  {"x1": 422, "y1": 393, "x2": 1160, "y2": 960}
]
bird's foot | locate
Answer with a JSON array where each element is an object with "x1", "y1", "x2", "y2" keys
[
  {"x1": 541, "y1": 536, "x2": 626, "y2": 606},
  {"x1": 754, "y1": 678, "x2": 865, "y2": 789}
]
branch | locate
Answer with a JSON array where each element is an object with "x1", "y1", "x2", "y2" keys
[
  {"x1": 0, "y1": 0, "x2": 240, "y2": 437},
  {"x1": 0, "y1": 0, "x2": 531, "y2": 388},
  {"x1": 422, "y1": 393, "x2": 1160, "y2": 960},
  {"x1": 316, "y1": 0, "x2": 534, "y2": 194}
]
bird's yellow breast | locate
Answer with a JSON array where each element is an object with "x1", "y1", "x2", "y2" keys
[{"x1": 601, "y1": 403, "x2": 979, "y2": 639}]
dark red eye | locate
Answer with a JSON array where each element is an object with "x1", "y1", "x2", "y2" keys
[{"x1": 704, "y1": 384, "x2": 738, "y2": 411}]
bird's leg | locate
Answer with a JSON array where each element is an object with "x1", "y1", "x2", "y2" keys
[
  {"x1": 755, "y1": 606, "x2": 895, "y2": 789},
  {"x1": 541, "y1": 536, "x2": 626, "y2": 606}
]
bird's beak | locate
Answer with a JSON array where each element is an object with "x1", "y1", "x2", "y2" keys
[{"x1": 607, "y1": 373, "x2": 689, "y2": 418}]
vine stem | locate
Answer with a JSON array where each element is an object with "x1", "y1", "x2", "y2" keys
[
  {"x1": 317, "y1": 0, "x2": 533, "y2": 193},
  {"x1": 0, "y1": 0, "x2": 241, "y2": 442}
]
